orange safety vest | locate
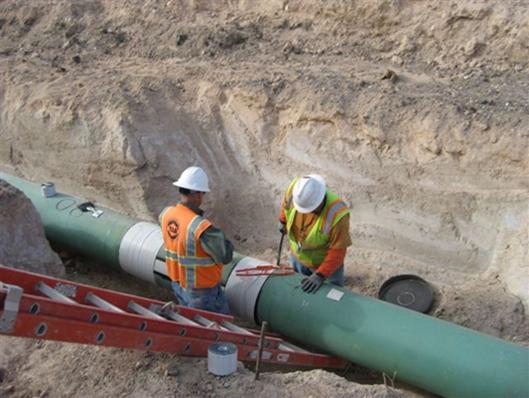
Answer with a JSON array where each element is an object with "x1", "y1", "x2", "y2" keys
[{"x1": 159, "y1": 204, "x2": 222, "y2": 289}]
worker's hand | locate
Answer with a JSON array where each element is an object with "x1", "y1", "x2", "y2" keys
[
  {"x1": 278, "y1": 221, "x2": 287, "y2": 235},
  {"x1": 301, "y1": 272, "x2": 325, "y2": 293}
]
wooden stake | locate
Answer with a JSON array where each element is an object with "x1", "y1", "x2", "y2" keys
[{"x1": 255, "y1": 321, "x2": 268, "y2": 380}]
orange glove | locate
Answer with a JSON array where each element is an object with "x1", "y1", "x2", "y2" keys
[
  {"x1": 279, "y1": 199, "x2": 287, "y2": 224},
  {"x1": 316, "y1": 248, "x2": 346, "y2": 278}
]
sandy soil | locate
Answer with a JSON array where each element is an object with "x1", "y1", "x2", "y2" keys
[{"x1": 0, "y1": 0, "x2": 528, "y2": 397}]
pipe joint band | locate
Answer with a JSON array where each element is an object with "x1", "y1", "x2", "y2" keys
[
  {"x1": 224, "y1": 257, "x2": 271, "y2": 322},
  {"x1": 119, "y1": 222, "x2": 164, "y2": 283}
]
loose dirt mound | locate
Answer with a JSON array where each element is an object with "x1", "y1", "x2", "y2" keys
[{"x1": 0, "y1": 180, "x2": 63, "y2": 276}]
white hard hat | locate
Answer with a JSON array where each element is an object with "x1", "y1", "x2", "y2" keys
[
  {"x1": 292, "y1": 174, "x2": 326, "y2": 213},
  {"x1": 172, "y1": 166, "x2": 210, "y2": 192}
]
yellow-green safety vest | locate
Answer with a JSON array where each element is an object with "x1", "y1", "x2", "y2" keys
[{"x1": 284, "y1": 179, "x2": 349, "y2": 269}]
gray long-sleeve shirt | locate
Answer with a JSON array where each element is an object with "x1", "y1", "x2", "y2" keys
[{"x1": 200, "y1": 225, "x2": 234, "y2": 264}]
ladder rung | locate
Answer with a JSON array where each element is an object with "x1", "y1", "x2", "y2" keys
[
  {"x1": 164, "y1": 310, "x2": 200, "y2": 326},
  {"x1": 194, "y1": 314, "x2": 219, "y2": 328},
  {"x1": 148, "y1": 303, "x2": 201, "y2": 326},
  {"x1": 85, "y1": 293, "x2": 126, "y2": 314},
  {"x1": 149, "y1": 303, "x2": 201, "y2": 326},
  {"x1": 278, "y1": 341, "x2": 311, "y2": 353},
  {"x1": 193, "y1": 314, "x2": 230, "y2": 330},
  {"x1": 36, "y1": 282, "x2": 77, "y2": 305},
  {"x1": 127, "y1": 301, "x2": 166, "y2": 320},
  {"x1": 219, "y1": 320, "x2": 306, "y2": 352},
  {"x1": 220, "y1": 320, "x2": 255, "y2": 335}
]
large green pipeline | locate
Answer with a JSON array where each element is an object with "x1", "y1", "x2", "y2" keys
[
  {"x1": 254, "y1": 273, "x2": 529, "y2": 397},
  {"x1": 2, "y1": 172, "x2": 528, "y2": 398}
]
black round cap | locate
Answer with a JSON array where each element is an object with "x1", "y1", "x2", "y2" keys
[{"x1": 378, "y1": 274, "x2": 435, "y2": 314}]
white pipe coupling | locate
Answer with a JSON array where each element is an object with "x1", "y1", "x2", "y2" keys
[
  {"x1": 119, "y1": 222, "x2": 165, "y2": 283},
  {"x1": 224, "y1": 257, "x2": 272, "y2": 322}
]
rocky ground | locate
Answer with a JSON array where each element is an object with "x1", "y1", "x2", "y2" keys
[{"x1": 0, "y1": 0, "x2": 528, "y2": 397}]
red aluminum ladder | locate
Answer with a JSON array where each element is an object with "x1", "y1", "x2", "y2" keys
[{"x1": 0, "y1": 265, "x2": 346, "y2": 369}]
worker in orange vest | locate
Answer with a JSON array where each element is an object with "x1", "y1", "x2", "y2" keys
[
  {"x1": 159, "y1": 166, "x2": 233, "y2": 314},
  {"x1": 279, "y1": 175, "x2": 352, "y2": 293}
]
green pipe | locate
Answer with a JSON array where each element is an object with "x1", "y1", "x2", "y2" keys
[{"x1": 254, "y1": 272, "x2": 529, "y2": 398}]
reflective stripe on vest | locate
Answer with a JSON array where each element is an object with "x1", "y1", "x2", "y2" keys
[
  {"x1": 178, "y1": 257, "x2": 216, "y2": 265},
  {"x1": 284, "y1": 178, "x2": 297, "y2": 211},
  {"x1": 165, "y1": 249, "x2": 178, "y2": 260},
  {"x1": 182, "y1": 216, "x2": 213, "y2": 288},
  {"x1": 321, "y1": 199, "x2": 348, "y2": 235}
]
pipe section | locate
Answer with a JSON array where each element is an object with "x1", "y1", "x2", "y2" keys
[
  {"x1": 119, "y1": 221, "x2": 166, "y2": 283},
  {"x1": 251, "y1": 273, "x2": 529, "y2": 398},
  {"x1": 224, "y1": 257, "x2": 272, "y2": 321}
]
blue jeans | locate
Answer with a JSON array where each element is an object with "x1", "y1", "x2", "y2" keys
[
  {"x1": 289, "y1": 254, "x2": 344, "y2": 286},
  {"x1": 171, "y1": 281, "x2": 230, "y2": 315}
]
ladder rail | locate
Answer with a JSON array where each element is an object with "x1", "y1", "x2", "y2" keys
[
  {"x1": 3, "y1": 310, "x2": 346, "y2": 368},
  {"x1": 2, "y1": 292, "x2": 284, "y2": 349},
  {"x1": 0, "y1": 265, "x2": 233, "y2": 324}
]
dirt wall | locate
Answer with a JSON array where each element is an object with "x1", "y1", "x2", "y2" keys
[{"x1": 1, "y1": 0, "x2": 527, "y2": 310}]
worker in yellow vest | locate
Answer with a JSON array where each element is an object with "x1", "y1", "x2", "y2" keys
[
  {"x1": 159, "y1": 166, "x2": 233, "y2": 314},
  {"x1": 279, "y1": 175, "x2": 352, "y2": 293}
]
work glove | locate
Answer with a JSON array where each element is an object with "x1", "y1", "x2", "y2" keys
[
  {"x1": 278, "y1": 221, "x2": 287, "y2": 235},
  {"x1": 301, "y1": 272, "x2": 325, "y2": 293}
]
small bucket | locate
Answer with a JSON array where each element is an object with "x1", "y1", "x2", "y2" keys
[
  {"x1": 207, "y1": 342, "x2": 237, "y2": 376},
  {"x1": 41, "y1": 182, "x2": 56, "y2": 198}
]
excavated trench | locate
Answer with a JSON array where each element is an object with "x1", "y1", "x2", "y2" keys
[{"x1": 1, "y1": 1, "x2": 528, "y2": 397}]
